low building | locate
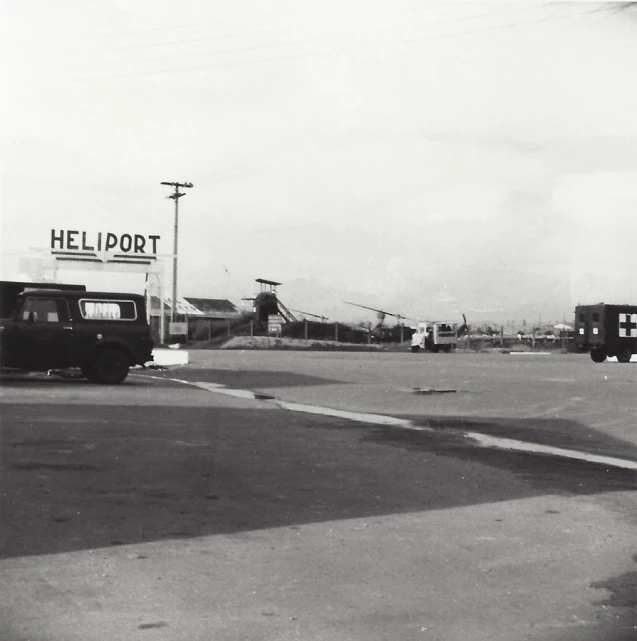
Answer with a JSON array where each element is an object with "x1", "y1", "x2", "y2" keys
[{"x1": 148, "y1": 296, "x2": 243, "y2": 342}]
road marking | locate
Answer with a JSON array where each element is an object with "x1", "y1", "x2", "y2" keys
[
  {"x1": 465, "y1": 432, "x2": 637, "y2": 470},
  {"x1": 507, "y1": 351, "x2": 552, "y2": 355},
  {"x1": 137, "y1": 374, "x2": 637, "y2": 470},
  {"x1": 274, "y1": 400, "x2": 417, "y2": 427}
]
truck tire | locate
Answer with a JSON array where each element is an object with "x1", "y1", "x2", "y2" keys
[
  {"x1": 411, "y1": 345, "x2": 420, "y2": 353},
  {"x1": 616, "y1": 346, "x2": 632, "y2": 363},
  {"x1": 431, "y1": 345, "x2": 440, "y2": 353},
  {"x1": 590, "y1": 347, "x2": 607, "y2": 363},
  {"x1": 88, "y1": 348, "x2": 130, "y2": 384}
]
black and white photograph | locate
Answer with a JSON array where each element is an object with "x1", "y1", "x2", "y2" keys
[{"x1": 1, "y1": 1, "x2": 636, "y2": 640}]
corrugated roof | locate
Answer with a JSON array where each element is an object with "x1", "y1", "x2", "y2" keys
[
  {"x1": 148, "y1": 296, "x2": 240, "y2": 317},
  {"x1": 184, "y1": 297, "x2": 239, "y2": 314}
]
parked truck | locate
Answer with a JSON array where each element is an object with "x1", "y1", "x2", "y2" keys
[
  {"x1": 411, "y1": 321, "x2": 459, "y2": 353},
  {"x1": 0, "y1": 288, "x2": 154, "y2": 383},
  {"x1": 574, "y1": 303, "x2": 637, "y2": 363}
]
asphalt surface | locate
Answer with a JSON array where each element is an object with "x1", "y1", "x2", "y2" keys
[{"x1": 1, "y1": 351, "x2": 636, "y2": 641}]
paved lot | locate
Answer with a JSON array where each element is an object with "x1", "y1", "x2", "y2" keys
[
  {"x1": 160, "y1": 350, "x2": 637, "y2": 456},
  {"x1": 0, "y1": 351, "x2": 636, "y2": 640}
]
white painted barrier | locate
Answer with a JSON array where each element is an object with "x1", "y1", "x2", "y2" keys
[{"x1": 151, "y1": 347, "x2": 189, "y2": 366}]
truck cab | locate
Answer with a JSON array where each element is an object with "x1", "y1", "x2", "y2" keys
[{"x1": 411, "y1": 321, "x2": 458, "y2": 353}]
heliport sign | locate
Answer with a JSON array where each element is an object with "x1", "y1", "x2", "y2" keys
[{"x1": 50, "y1": 229, "x2": 161, "y2": 265}]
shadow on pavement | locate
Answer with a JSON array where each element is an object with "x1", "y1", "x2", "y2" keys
[
  {"x1": 406, "y1": 415, "x2": 637, "y2": 462},
  {"x1": 1, "y1": 402, "x2": 636, "y2": 561},
  {"x1": 0, "y1": 373, "x2": 172, "y2": 387}
]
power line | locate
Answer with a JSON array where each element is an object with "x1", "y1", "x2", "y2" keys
[
  {"x1": 70, "y1": 4, "x2": 544, "y2": 72},
  {"x1": 10, "y1": 2, "x2": 340, "y2": 47},
  {"x1": 73, "y1": 46, "x2": 344, "y2": 82},
  {"x1": 73, "y1": 5, "x2": 587, "y2": 82},
  {"x1": 402, "y1": 4, "x2": 590, "y2": 44},
  {"x1": 101, "y1": 3, "x2": 538, "y2": 52}
]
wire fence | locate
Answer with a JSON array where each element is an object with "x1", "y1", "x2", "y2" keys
[{"x1": 151, "y1": 314, "x2": 576, "y2": 351}]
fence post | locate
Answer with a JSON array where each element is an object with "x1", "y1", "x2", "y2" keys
[
  {"x1": 227, "y1": 319, "x2": 231, "y2": 338},
  {"x1": 250, "y1": 320, "x2": 253, "y2": 337},
  {"x1": 335, "y1": 322, "x2": 338, "y2": 342},
  {"x1": 304, "y1": 319, "x2": 308, "y2": 340}
]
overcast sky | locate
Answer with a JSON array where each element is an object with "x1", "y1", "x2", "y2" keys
[{"x1": 2, "y1": 1, "x2": 637, "y2": 325}]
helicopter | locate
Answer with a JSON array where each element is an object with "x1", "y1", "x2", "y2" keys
[{"x1": 343, "y1": 301, "x2": 417, "y2": 343}]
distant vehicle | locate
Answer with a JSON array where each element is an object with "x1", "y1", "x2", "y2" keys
[
  {"x1": 411, "y1": 315, "x2": 468, "y2": 353},
  {"x1": 574, "y1": 303, "x2": 637, "y2": 363},
  {"x1": 0, "y1": 289, "x2": 154, "y2": 383}
]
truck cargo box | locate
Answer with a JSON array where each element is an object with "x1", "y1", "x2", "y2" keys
[{"x1": 574, "y1": 303, "x2": 637, "y2": 363}]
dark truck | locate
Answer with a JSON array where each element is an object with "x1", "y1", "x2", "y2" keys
[
  {"x1": 574, "y1": 303, "x2": 637, "y2": 363},
  {"x1": 0, "y1": 289, "x2": 154, "y2": 383}
]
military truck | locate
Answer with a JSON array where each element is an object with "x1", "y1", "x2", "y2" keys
[
  {"x1": 574, "y1": 303, "x2": 637, "y2": 363},
  {"x1": 411, "y1": 321, "x2": 459, "y2": 353},
  {"x1": 0, "y1": 289, "x2": 153, "y2": 383}
]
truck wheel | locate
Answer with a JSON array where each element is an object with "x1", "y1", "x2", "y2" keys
[
  {"x1": 616, "y1": 346, "x2": 632, "y2": 363},
  {"x1": 89, "y1": 348, "x2": 130, "y2": 384},
  {"x1": 590, "y1": 347, "x2": 607, "y2": 363},
  {"x1": 431, "y1": 345, "x2": 440, "y2": 353},
  {"x1": 443, "y1": 345, "x2": 452, "y2": 353},
  {"x1": 411, "y1": 345, "x2": 420, "y2": 353}
]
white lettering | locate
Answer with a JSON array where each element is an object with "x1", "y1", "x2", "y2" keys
[{"x1": 83, "y1": 302, "x2": 121, "y2": 319}]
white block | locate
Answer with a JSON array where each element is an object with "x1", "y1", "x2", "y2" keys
[{"x1": 151, "y1": 348, "x2": 189, "y2": 366}]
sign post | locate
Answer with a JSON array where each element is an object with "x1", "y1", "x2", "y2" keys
[{"x1": 268, "y1": 314, "x2": 284, "y2": 337}]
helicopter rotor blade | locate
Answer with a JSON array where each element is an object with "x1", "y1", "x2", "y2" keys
[
  {"x1": 343, "y1": 301, "x2": 405, "y2": 318},
  {"x1": 343, "y1": 301, "x2": 396, "y2": 317},
  {"x1": 343, "y1": 302, "x2": 421, "y2": 325}
]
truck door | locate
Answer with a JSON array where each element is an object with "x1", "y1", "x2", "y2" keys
[
  {"x1": 12, "y1": 297, "x2": 74, "y2": 369},
  {"x1": 587, "y1": 310, "x2": 603, "y2": 345},
  {"x1": 575, "y1": 309, "x2": 586, "y2": 347}
]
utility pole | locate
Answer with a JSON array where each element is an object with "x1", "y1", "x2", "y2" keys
[{"x1": 161, "y1": 181, "x2": 193, "y2": 324}]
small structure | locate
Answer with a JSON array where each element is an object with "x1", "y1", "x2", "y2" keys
[
  {"x1": 252, "y1": 279, "x2": 296, "y2": 324},
  {"x1": 184, "y1": 297, "x2": 243, "y2": 340}
]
